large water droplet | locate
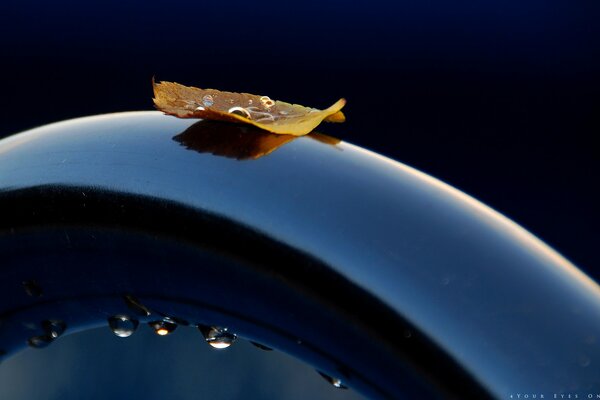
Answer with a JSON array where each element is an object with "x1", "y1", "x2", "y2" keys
[
  {"x1": 42, "y1": 320, "x2": 66, "y2": 338},
  {"x1": 317, "y1": 371, "x2": 348, "y2": 389},
  {"x1": 202, "y1": 95, "x2": 214, "y2": 107},
  {"x1": 108, "y1": 315, "x2": 139, "y2": 338},
  {"x1": 228, "y1": 106, "x2": 251, "y2": 119},
  {"x1": 148, "y1": 318, "x2": 177, "y2": 336},
  {"x1": 27, "y1": 334, "x2": 53, "y2": 349},
  {"x1": 198, "y1": 325, "x2": 237, "y2": 349},
  {"x1": 124, "y1": 295, "x2": 151, "y2": 316},
  {"x1": 22, "y1": 280, "x2": 43, "y2": 297}
]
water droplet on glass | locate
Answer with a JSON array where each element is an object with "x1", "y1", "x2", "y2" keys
[
  {"x1": 198, "y1": 325, "x2": 237, "y2": 349},
  {"x1": 317, "y1": 371, "x2": 348, "y2": 389},
  {"x1": 124, "y1": 295, "x2": 151, "y2": 317},
  {"x1": 248, "y1": 99, "x2": 253, "y2": 105},
  {"x1": 579, "y1": 354, "x2": 591, "y2": 367},
  {"x1": 22, "y1": 280, "x2": 43, "y2": 297},
  {"x1": 148, "y1": 318, "x2": 177, "y2": 336},
  {"x1": 250, "y1": 341, "x2": 273, "y2": 351},
  {"x1": 195, "y1": 106, "x2": 205, "y2": 111},
  {"x1": 202, "y1": 95, "x2": 214, "y2": 107},
  {"x1": 260, "y1": 96, "x2": 275, "y2": 108},
  {"x1": 228, "y1": 106, "x2": 252, "y2": 119},
  {"x1": 108, "y1": 315, "x2": 139, "y2": 338},
  {"x1": 27, "y1": 334, "x2": 53, "y2": 349},
  {"x1": 42, "y1": 320, "x2": 66, "y2": 338}
]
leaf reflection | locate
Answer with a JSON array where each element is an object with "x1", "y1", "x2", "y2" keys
[{"x1": 173, "y1": 120, "x2": 340, "y2": 160}]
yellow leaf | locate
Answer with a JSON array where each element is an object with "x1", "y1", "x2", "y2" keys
[{"x1": 153, "y1": 79, "x2": 346, "y2": 136}]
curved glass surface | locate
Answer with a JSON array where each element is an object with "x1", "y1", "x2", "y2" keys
[{"x1": 1, "y1": 112, "x2": 599, "y2": 398}]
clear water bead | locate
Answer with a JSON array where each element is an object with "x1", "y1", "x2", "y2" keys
[
  {"x1": 228, "y1": 107, "x2": 252, "y2": 119},
  {"x1": 202, "y1": 95, "x2": 214, "y2": 107},
  {"x1": 27, "y1": 334, "x2": 53, "y2": 349},
  {"x1": 317, "y1": 371, "x2": 348, "y2": 389},
  {"x1": 198, "y1": 325, "x2": 237, "y2": 349},
  {"x1": 108, "y1": 315, "x2": 139, "y2": 338},
  {"x1": 148, "y1": 318, "x2": 177, "y2": 336},
  {"x1": 260, "y1": 96, "x2": 275, "y2": 108},
  {"x1": 42, "y1": 320, "x2": 66, "y2": 338}
]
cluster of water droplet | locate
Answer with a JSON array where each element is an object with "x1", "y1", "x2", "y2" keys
[
  {"x1": 113, "y1": 296, "x2": 240, "y2": 351},
  {"x1": 17, "y1": 284, "x2": 348, "y2": 391},
  {"x1": 27, "y1": 320, "x2": 67, "y2": 349}
]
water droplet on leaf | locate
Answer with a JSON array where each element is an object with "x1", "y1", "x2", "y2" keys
[
  {"x1": 202, "y1": 95, "x2": 214, "y2": 107},
  {"x1": 228, "y1": 106, "x2": 252, "y2": 119},
  {"x1": 260, "y1": 96, "x2": 275, "y2": 108},
  {"x1": 108, "y1": 315, "x2": 139, "y2": 338}
]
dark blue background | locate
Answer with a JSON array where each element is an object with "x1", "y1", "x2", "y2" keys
[{"x1": 0, "y1": 0, "x2": 598, "y2": 279}]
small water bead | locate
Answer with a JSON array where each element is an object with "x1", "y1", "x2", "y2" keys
[
  {"x1": 27, "y1": 334, "x2": 53, "y2": 349},
  {"x1": 195, "y1": 106, "x2": 205, "y2": 111},
  {"x1": 228, "y1": 107, "x2": 252, "y2": 119},
  {"x1": 22, "y1": 280, "x2": 43, "y2": 297},
  {"x1": 317, "y1": 371, "x2": 348, "y2": 389},
  {"x1": 260, "y1": 96, "x2": 275, "y2": 108},
  {"x1": 42, "y1": 320, "x2": 66, "y2": 339},
  {"x1": 148, "y1": 318, "x2": 177, "y2": 336},
  {"x1": 124, "y1": 295, "x2": 151, "y2": 317},
  {"x1": 579, "y1": 354, "x2": 591, "y2": 367},
  {"x1": 202, "y1": 95, "x2": 214, "y2": 107},
  {"x1": 198, "y1": 325, "x2": 237, "y2": 349},
  {"x1": 108, "y1": 315, "x2": 139, "y2": 338}
]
